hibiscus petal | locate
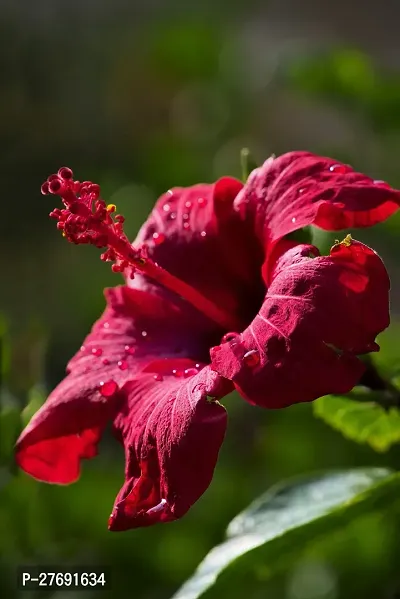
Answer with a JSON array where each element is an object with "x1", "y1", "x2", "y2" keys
[
  {"x1": 132, "y1": 178, "x2": 264, "y2": 326},
  {"x1": 108, "y1": 366, "x2": 230, "y2": 530},
  {"x1": 210, "y1": 239, "x2": 390, "y2": 408},
  {"x1": 235, "y1": 151, "x2": 400, "y2": 252},
  {"x1": 15, "y1": 284, "x2": 224, "y2": 485}
]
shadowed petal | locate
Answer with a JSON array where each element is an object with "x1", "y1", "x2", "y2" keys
[{"x1": 132, "y1": 178, "x2": 264, "y2": 326}]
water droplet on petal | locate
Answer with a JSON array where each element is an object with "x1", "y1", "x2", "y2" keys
[
  {"x1": 329, "y1": 163, "x2": 348, "y2": 174},
  {"x1": 125, "y1": 345, "x2": 135, "y2": 355},
  {"x1": 183, "y1": 213, "x2": 190, "y2": 220},
  {"x1": 163, "y1": 203, "x2": 171, "y2": 212},
  {"x1": 92, "y1": 348, "x2": 103, "y2": 357},
  {"x1": 118, "y1": 360, "x2": 128, "y2": 371},
  {"x1": 154, "y1": 373, "x2": 163, "y2": 381},
  {"x1": 152, "y1": 232, "x2": 165, "y2": 245},
  {"x1": 183, "y1": 222, "x2": 190, "y2": 229},
  {"x1": 200, "y1": 231, "x2": 207, "y2": 237},
  {"x1": 167, "y1": 212, "x2": 176, "y2": 221},
  {"x1": 197, "y1": 197, "x2": 207, "y2": 207},
  {"x1": 291, "y1": 217, "x2": 296, "y2": 224},
  {"x1": 210, "y1": 345, "x2": 221, "y2": 354},
  {"x1": 103, "y1": 322, "x2": 110, "y2": 329},
  {"x1": 146, "y1": 498, "x2": 167, "y2": 515},
  {"x1": 141, "y1": 330, "x2": 148, "y2": 338},
  {"x1": 243, "y1": 349, "x2": 260, "y2": 368},
  {"x1": 80, "y1": 345, "x2": 86, "y2": 352},
  {"x1": 172, "y1": 369, "x2": 184, "y2": 378},
  {"x1": 184, "y1": 200, "x2": 192, "y2": 209},
  {"x1": 108, "y1": 513, "x2": 115, "y2": 527},
  {"x1": 103, "y1": 358, "x2": 110, "y2": 365},
  {"x1": 222, "y1": 332, "x2": 241, "y2": 344},
  {"x1": 166, "y1": 190, "x2": 174, "y2": 197},
  {"x1": 99, "y1": 380, "x2": 119, "y2": 397},
  {"x1": 298, "y1": 187, "x2": 307, "y2": 194},
  {"x1": 184, "y1": 367, "x2": 199, "y2": 378}
]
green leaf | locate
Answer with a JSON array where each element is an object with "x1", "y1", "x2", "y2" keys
[
  {"x1": 373, "y1": 323, "x2": 400, "y2": 380},
  {"x1": 313, "y1": 393, "x2": 400, "y2": 452},
  {"x1": 172, "y1": 468, "x2": 399, "y2": 599}
]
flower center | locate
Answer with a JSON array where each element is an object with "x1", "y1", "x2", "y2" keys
[{"x1": 42, "y1": 167, "x2": 240, "y2": 332}]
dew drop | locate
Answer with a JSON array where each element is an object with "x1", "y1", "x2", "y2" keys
[
  {"x1": 141, "y1": 330, "x2": 148, "y2": 338},
  {"x1": 167, "y1": 212, "x2": 177, "y2": 221},
  {"x1": 329, "y1": 163, "x2": 348, "y2": 174},
  {"x1": 243, "y1": 349, "x2": 260, "y2": 368},
  {"x1": 183, "y1": 222, "x2": 190, "y2": 229},
  {"x1": 210, "y1": 345, "x2": 221, "y2": 354},
  {"x1": 184, "y1": 367, "x2": 199, "y2": 378},
  {"x1": 298, "y1": 187, "x2": 307, "y2": 194},
  {"x1": 184, "y1": 200, "x2": 192, "y2": 209},
  {"x1": 182, "y1": 213, "x2": 190, "y2": 220},
  {"x1": 103, "y1": 358, "x2": 110, "y2": 365},
  {"x1": 200, "y1": 231, "x2": 207, "y2": 237},
  {"x1": 222, "y1": 332, "x2": 240, "y2": 344},
  {"x1": 152, "y1": 232, "x2": 165, "y2": 245},
  {"x1": 124, "y1": 345, "x2": 136, "y2": 355},
  {"x1": 118, "y1": 360, "x2": 128, "y2": 371},
  {"x1": 99, "y1": 380, "x2": 119, "y2": 397},
  {"x1": 166, "y1": 190, "x2": 174, "y2": 197},
  {"x1": 172, "y1": 369, "x2": 184, "y2": 378},
  {"x1": 197, "y1": 197, "x2": 207, "y2": 207},
  {"x1": 146, "y1": 498, "x2": 167, "y2": 515},
  {"x1": 103, "y1": 322, "x2": 110, "y2": 329},
  {"x1": 291, "y1": 217, "x2": 296, "y2": 224},
  {"x1": 163, "y1": 203, "x2": 171, "y2": 212},
  {"x1": 154, "y1": 373, "x2": 163, "y2": 382},
  {"x1": 92, "y1": 347, "x2": 103, "y2": 357},
  {"x1": 108, "y1": 513, "x2": 115, "y2": 527},
  {"x1": 195, "y1": 363, "x2": 201, "y2": 369},
  {"x1": 80, "y1": 345, "x2": 86, "y2": 352}
]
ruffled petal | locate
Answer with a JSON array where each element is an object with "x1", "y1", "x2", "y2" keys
[
  {"x1": 109, "y1": 366, "x2": 230, "y2": 530},
  {"x1": 132, "y1": 178, "x2": 264, "y2": 325},
  {"x1": 234, "y1": 152, "x2": 400, "y2": 280},
  {"x1": 15, "y1": 284, "x2": 223, "y2": 485},
  {"x1": 210, "y1": 239, "x2": 390, "y2": 408}
]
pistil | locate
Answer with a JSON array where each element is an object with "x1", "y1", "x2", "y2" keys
[{"x1": 42, "y1": 167, "x2": 240, "y2": 332}]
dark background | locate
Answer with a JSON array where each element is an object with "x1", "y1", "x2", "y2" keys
[{"x1": 1, "y1": 1, "x2": 400, "y2": 598}]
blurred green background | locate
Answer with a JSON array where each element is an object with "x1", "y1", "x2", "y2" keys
[{"x1": 1, "y1": 1, "x2": 400, "y2": 598}]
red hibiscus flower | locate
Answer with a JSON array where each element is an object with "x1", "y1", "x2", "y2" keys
[{"x1": 15, "y1": 153, "x2": 399, "y2": 531}]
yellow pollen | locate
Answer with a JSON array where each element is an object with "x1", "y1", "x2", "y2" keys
[
  {"x1": 62, "y1": 231, "x2": 66, "y2": 237},
  {"x1": 333, "y1": 233, "x2": 353, "y2": 248},
  {"x1": 107, "y1": 204, "x2": 116, "y2": 213}
]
